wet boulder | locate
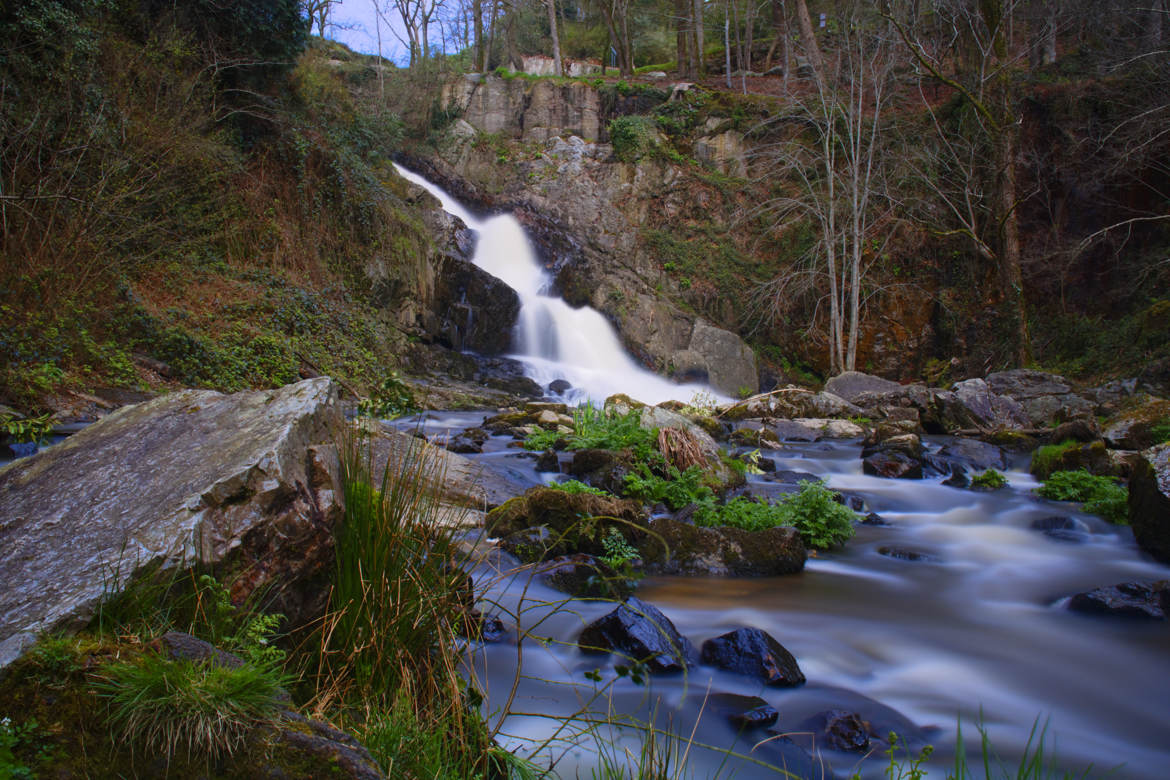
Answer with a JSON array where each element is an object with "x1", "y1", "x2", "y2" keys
[
  {"x1": 934, "y1": 438, "x2": 1008, "y2": 471},
  {"x1": 548, "y1": 378, "x2": 573, "y2": 395},
  {"x1": 446, "y1": 426, "x2": 490, "y2": 454},
  {"x1": 862, "y1": 448, "x2": 924, "y2": 480},
  {"x1": 578, "y1": 596, "x2": 698, "y2": 674},
  {"x1": 639, "y1": 518, "x2": 806, "y2": 577},
  {"x1": 1067, "y1": 581, "x2": 1168, "y2": 620},
  {"x1": 700, "y1": 627, "x2": 806, "y2": 687},
  {"x1": 1129, "y1": 444, "x2": 1170, "y2": 563},
  {"x1": 535, "y1": 449, "x2": 561, "y2": 472}
]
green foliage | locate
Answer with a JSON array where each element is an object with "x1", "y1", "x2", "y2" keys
[
  {"x1": 357, "y1": 371, "x2": 418, "y2": 419},
  {"x1": 695, "y1": 481, "x2": 857, "y2": 550},
  {"x1": 548, "y1": 479, "x2": 611, "y2": 496},
  {"x1": 1037, "y1": 469, "x2": 1129, "y2": 524},
  {"x1": 526, "y1": 403, "x2": 659, "y2": 462},
  {"x1": 1150, "y1": 420, "x2": 1170, "y2": 445},
  {"x1": 96, "y1": 653, "x2": 287, "y2": 762},
  {"x1": 1036, "y1": 298, "x2": 1170, "y2": 380},
  {"x1": 609, "y1": 115, "x2": 659, "y2": 163},
  {"x1": 600, "y1": 527, "x2": 639, "y2": 569},
  {"x1": 0, "y1": 412, "x2": 55, "y2": 445},
  {"x1": 970, "y1": 469, "x2": 1009, "y2": 489},
  {"x1": 0, "y1": 716, "x2": 51, "y2": 780},
  {"x1": 623, "y1": 464, "x2": 714, "y2": 512}
]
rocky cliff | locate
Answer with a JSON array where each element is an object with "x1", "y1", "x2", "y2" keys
[{"x1": 413, "y1": 76, "x2": 765, "y2": 395}]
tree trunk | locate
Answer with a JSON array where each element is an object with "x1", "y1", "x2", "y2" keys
[
  {"x1": 794, "y1": 0, "x2": 825, "y2": 89},
  {"x1": 996, "y1": 124, "x2": 1032, "y2": 365},
  {"x1": 546, "y1": 0, "x2": 563, "y2": 75},
  {"x1": 676, "y1": 0, "x2": 694, "y2": 77},
  {"x1": 473, "y1": 0, "x2": 485, "y2": 71},
  {"x1": 693, "y1": 0, "x2": 705, "y2": 76}
]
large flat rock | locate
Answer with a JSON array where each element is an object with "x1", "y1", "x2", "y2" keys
[{"x1": 0, "y1": 378, "x2": 341, "y2": 668}]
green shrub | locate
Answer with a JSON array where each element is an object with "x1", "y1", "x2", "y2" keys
[
  {"x1": 1150, "y1": 420, "x2": 1170, "y2": 444},
  {"x1": 695, "y1": 481, "x2": 857, "y2": 550},
  {"x1": 96, "y1": 653, "x2": 287, "y2": 762},
  {"x1": 548, "y1": 479, "x2": 610, "y2": 496},
  {"x1": 623, "y1": 464, "x2": 714, "y2": 511},
  {"x1": 0, "y1": 412, "x2": 55, "y2": 445},
  {"x1": 970, "y1": 469, "x2": 1008, "y2": 489},
  {"x1": 0, "y1": 715, "x2": 50, "y2": 779},
  {"x1": 1037, "y1": 469, "x2": 1128, "y2": 524},
  {"x1": 609, "y1": 115, "x2": 658, "y2": 163},
  {"x1": 526, "y1": 403, "x2": 658, "y2": 462},
  {"x1": 357, "y1": 370, "x2": 418, "y2": 419}
]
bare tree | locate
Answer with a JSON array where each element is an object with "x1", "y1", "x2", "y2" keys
[
  {"x1": 755, "y1": 10, "x2": 898, "y2": 373},
  {"x1": 546, "y1": 0, "x2": 563, "y2": 75}
]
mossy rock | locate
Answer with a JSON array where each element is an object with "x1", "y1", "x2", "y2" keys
[
  {"x1": 1031, "y1": 440, "x2": 1114, "y2": 479},
  {"x1": 688, "y1": 414, "x2": 726, "y2": 440},
  {"x1": 730, "y1": 428, "x2": 780, "y2": 447},
  {"x1": 484, "y1": 486, "x2": 646, "y2": 539},
  {"x1": 638, "y1": 518, "x2": 806, "y2": 577},
  {"x1": 984, "y1": 430, "x2": 1039, "y2": 452}
]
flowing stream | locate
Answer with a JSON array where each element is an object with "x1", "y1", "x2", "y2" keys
[
  {"x1": 389, "y1": 167, "x2": 1170, "y2": 778},
  {"x1": 393, "y1": 164, "x2": 717, "y2": 405}
]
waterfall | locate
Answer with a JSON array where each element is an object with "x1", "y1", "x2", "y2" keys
[{"x1": 393, "y1": 164, "x2": 721, "y2": 405}]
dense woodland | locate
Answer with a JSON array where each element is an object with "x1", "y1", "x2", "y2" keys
[{"x1": 1, "y1": 0, "x2": 1168, "y2": 408}]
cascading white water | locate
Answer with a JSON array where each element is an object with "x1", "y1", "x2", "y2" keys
[{"x1": 393, "y1": 164, "x2": 721, "y2": 404}]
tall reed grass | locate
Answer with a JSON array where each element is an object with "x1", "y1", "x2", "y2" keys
[{"x1": 318, "y1": 423, "x2": 497, "y2": 776}]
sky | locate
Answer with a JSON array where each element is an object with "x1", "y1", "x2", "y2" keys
[{"x1": 327, "y1": 1, "x2": 405, "y2": 60}]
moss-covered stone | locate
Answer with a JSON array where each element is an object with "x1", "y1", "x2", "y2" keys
[
  {"x1": 638, "y1": 519, "x2": 806, "y2": 577},
  {"x1": 484, "y1": 486, "x2": 646, "y2": 539}
]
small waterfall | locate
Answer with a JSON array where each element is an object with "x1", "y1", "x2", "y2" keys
[{"x1": 394, "y1": 164, "x2": 720, "y2": 404}]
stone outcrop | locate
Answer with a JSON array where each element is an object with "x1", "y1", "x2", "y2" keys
[
  {"x1": 985, "y1": 369, "x2": 1095, "y2": 427},
  {"x1": 824, "y1": 371, "x2": 902, "y2": 403},
  {"x1": 1129, "y1": 443, "x2": 1170, "y2": 563},
  {"x1": 441, "y1": 74, "x2": 602, "y2": 143},
  {"x1": 0, "y1": 379, "x2": 342, "y2": 669}
]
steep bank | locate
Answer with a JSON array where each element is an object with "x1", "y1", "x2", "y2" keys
[{"x1": 410, "y1": 70, "x2": 1169, "y2": 387}]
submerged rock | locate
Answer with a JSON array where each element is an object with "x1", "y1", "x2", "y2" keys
[
  {"x1": 1030, "y1": 516, "x2": 1090, "y2": 543},
  {"x1": 0, "y1": 378, "x2": 342, "y2": 669},
  {"x1": 800, "y1": 709, "x2": 870, "y2": 753},
  {"x1": 1067, "y1": 581, "x2": 1168, "y2": 620},
  {"x1": 935, "y1": 438, "x2": 1008, "y2": 471},
  {"x1": 577, "y1": 596, "x2": 698, "y2": 674},
  {"x1": 707, "y1": 693, "x2": 779, "y2": 730},
  {"x1": 700, "y1": 627, "x2": 805, "y2": 687}
]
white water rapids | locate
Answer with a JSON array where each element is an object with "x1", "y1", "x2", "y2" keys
[{"x1": 393, "y1": 164, "x2": 720, "y2": 404}]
